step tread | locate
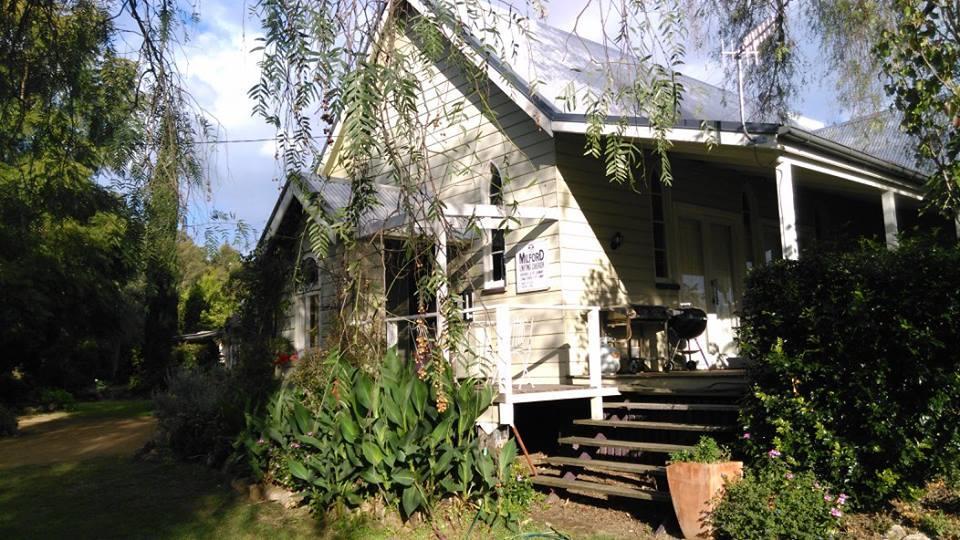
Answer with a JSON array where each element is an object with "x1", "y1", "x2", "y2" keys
[
  {"x1": 532, "y1": 475, "x2": 671, "y2": 502},
  {"x1": 558, "y1": 436, "x2": 694, "y2": 453},
  {"x1": 603, "y1": 402, "x2": 740, "y2": 412},
  {"x1": 542, "y1": 456, "x2": 666, "y2": 475},
  {"x1": 574, "y1": 419, "x2": 734, "y2": 431}
]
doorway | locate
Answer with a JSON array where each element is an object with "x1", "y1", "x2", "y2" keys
[{"x1": 675, "y1": 205, "x2": 747, "y2": 367}]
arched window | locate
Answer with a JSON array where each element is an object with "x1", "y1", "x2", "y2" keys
[
  {"x1": 485, "y1": 163, "x2": 507, "y2": 290},
  {"x1": 301, "y1": 256, "x2": 320, "y2": 290}
]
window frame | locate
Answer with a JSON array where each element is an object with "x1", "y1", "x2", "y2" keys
[
  {"x1": 483, "y1": 163, "x2": 507, "y2": 292},
  {"x1": 297, "y1": 255, "x2": 323, "y2": 351},
  {"x1": 650, "y1": 175, "x2": 675, "y2": 282}
]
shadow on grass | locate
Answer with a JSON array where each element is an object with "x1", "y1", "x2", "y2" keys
[{"x1": 0, "y1": 456, "x2": 371, "y2": 540}]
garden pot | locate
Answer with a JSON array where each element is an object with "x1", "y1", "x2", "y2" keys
[{"x1": 666, "y1": 461, "x2": 743, "y2": 539}]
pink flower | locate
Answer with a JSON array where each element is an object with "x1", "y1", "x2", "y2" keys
[
  {"x1": 837, "y1": 493, "x2": 848, "y2": 505},
  {"x1": 307, "y1": 431, "x2": 314, "y2": 437},
  {"x1": 290, "y1": 442, "x2": 301, "y2": 449},
  {"x1": 830, "y1": 507, "x2": 842, "y2": 518},
  {"x1": 824, "y1": 493, "x2": 834, "y2": 503},
  {"x1": 785, "y1": 472, "x2": 795, "y2": 480},
  {"x1": 768, "y1": 449, "x2": 781, "y2": 458},
  {"x1": 742, "y1": 432, "x2": 751, "y2": 439},
  {"x1": 257, "y1": 438, "x2": 266, "y2": 445}
]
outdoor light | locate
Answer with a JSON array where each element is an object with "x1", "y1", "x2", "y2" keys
[{"x1": 610, "y1": 231, "x2": 624, "y2": 250}]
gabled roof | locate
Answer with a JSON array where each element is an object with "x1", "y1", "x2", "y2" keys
[
  {"x1": 437, "y1": 0, "x2": 744, "y2": 123},
  {"x1": 396, "y1": 1, "x2": 924, "y2": 177},
  {"x1": 259, "y1": 175, "x2": 405, "y2": 246}
]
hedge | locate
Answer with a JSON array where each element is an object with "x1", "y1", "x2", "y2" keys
[{"x1": 738, "y1": 236, "x2": 960, "y2": 508}]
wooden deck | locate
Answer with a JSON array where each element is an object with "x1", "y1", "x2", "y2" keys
[
  {"x1": 495, "y1": 383, "x2": 619, "y2": 404},
  {"x1": 573, "y1": 369, "x2": 748, "y2": 396}
]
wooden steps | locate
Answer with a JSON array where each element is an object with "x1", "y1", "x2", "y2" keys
[
  {"x1": 530, "y1": 392, "x2": 742, "y2": 506},
  {"x1": 531, "y1": 475, "x2": 670, "y2": 502},
  {"x1": 558, "y1": 436, "x2": 693, "y2": 453},
  {"x1": 573, "y1": 418, "x2": 734, "y2": 432},
  {"x1": 603, "y1": 401, "x2": 740, "y2": 412},
  {"x1": 541, "y1": 456, "x2": 666, "y2": 476}
]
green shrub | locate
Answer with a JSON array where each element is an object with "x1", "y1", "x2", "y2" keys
[
  {"x1": 739, "y1": 237, "x2": 960, "y2": 507},
  {"x1": 670, "y1": 436, "x2": 731, "y2": 463},
  {"x1": 154, "y1": 367, "x2": 241, "y2": 466},
  {"x1": 0, "y1": 404, "x2": 17, "y2": 437},
  {"x1": 710, "y1": 451, "x2": 843, "y2": 539},
  {"x1": 38, "y1": 388, "x2": 77, "y2": 411},
  {"x1": 239, "y1": 349, "x2": 523, "y2": 527}
]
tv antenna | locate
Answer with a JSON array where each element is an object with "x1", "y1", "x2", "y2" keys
[{"x1": 721, "y1": 14, "x2": 777, "y2": 139}]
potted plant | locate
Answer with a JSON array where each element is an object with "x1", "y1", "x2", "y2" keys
[{"x1": 666, "y1": 436, "x2": 742, "y2": 539}]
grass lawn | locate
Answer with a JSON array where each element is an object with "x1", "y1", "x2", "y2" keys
[
  {"x1": 71, "y1": 399, "x2": 155, "y2": 419},
  {"x1": 0, "y1": 456, "x2": 336, "y2": 539},
  {"x1": 0, "y1": 401, "x2": 663, "y2": 539}
]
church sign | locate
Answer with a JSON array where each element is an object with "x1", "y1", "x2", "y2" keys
[{"x1": 515, "y1": 240, "x2": 550, "y2": 293}]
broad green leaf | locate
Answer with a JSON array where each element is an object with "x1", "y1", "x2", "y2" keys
[
  {"x1": 393, "y1": 469, "x2": 415, "y2": 486},
  {"x1": 340, "y1": 417, "x2": 360, "y2": 443},
  {"x1": 401, "y1": 485, "x2": 421, "y2": 517},
  {"x1": 498, "y1": 440, "x2": 518, "y2": 479},
  {"x1": 360, "y1": 467, "x2": 384, "y2": 485},
  {"x1": 287, "y1": 458, "x2": 313, "y2": 482},
  {"x1": 361, "y1": 440, "x2": 385, "y2": 465}
]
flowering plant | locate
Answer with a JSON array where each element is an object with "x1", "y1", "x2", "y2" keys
[
  {"x1": 710, "y1": 449, "x2": 844, "y2": 539},
  {"x1": 273, "y1": 352, "x2": 298, "y2": 367}
]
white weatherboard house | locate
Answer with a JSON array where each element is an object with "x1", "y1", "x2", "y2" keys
[{"x1": 260, "y1": 0, "x2": 941, "y2": 436}]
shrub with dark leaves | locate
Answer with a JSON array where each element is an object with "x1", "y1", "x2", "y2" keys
[{"x1": 739, "y1": 236, "x2": 960, "y2": 507}]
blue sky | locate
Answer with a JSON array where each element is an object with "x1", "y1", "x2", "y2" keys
[{"x1": 179, "y1": 1, "x2": 847, "y2": 249}]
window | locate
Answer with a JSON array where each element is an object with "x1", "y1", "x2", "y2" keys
[
  {"x1": 299, "y1": 257, "x2": 322, "y2": 350},
  {"x1": 650, "y1": 176, "x2": 669, "y2": 279},
  {"x1": 485, "y1": 163, "x2": 507, "y2": 290}
]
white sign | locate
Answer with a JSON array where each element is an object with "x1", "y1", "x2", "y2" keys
[{"x1": 515, "y1": 240, "x2": 550, "y2": 293}]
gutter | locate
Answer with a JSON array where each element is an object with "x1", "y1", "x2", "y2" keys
[{"x1": 777, "y1": 126, "x2": 926, "y2": 185}]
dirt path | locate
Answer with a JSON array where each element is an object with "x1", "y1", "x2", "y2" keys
[{"x1": 0, "y1": 410, "x2": 156, "y2": 468}]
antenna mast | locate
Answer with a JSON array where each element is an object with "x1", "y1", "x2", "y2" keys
[{"x1": 721, "y1": 14, "x2": 777, "y2": 138}]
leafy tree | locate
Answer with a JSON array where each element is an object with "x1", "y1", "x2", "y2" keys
[
  {"x1": 176, "y1": 237, "x2": 242, "y2": 333},
  {"x1": 693, "y1": 1, "x2": 959, "y2": 217},
  {"x1": 877, "y1": 1, "x2": 960, "y2": 216},
  {"x1": 0, "y1": 0, "x2": 144, "y2": 395}
]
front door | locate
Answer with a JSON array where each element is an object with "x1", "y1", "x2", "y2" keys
[{"x1": 676, "y1": 207, "x2": 746, "y2": 367}]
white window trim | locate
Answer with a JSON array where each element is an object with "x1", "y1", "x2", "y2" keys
[
  {"x1": 483, "y1": 162, "x2": 508, "y2": 292},
  {"x1": 482, "y1": 229, "x2": 507, "y2": 292},
  {"x1": 300, "y1": 291, "x2": 323, "y2": 350},
  {"x1": 297, "y1": 255, "x2": 323, "y2": 351}
]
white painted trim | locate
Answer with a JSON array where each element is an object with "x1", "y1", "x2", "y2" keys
[
  {"x1": 550, "y1": 121, "x2": 766, "y2": 147},
  {"x1": 779, "y1": 146, "x2": 924, "y2": 199},
  {"x1": 444, "y1": 203, "x2": 560, "y2": 222},
  {"x1": 882, "y1": 191, "x2": 900, "y2": 249},
  {"x1": 503, "y1": 386, "x2": 620, "y2": 404},
  {"x1": 775, "y1": 159, "x2": 800, "y2": 260},
  {"x1": 405, "y1": 0, "x2": 554, "y2": 137}
]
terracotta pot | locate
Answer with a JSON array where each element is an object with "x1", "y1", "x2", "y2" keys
[{"x1": 666, "y1": 461, "x2": 743, "y2": 539}]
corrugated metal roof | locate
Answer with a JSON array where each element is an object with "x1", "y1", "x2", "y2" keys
[
  {"x1": 813, "y1": 111, "x2": 929, "y2": 174},
  {"x1": 457, "y1": 4, "x2": 745, "y2": 123},
  {"x1": 301, "y1": 175, "x2": 406, "y2": 230}
]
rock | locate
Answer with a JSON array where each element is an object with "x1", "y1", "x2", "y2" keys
[
  {"x1": 262, "y1": 483, "x2": 303, "y2": 508},
  {"x1": 884, "y1": 524, "x2": 907, "y2": 540},
  {"x1": 247, "y1": 483, "x2": 264, "y2": 502},
  {"x1": 902, "y1": 534, "x2": 929, "y2": 540}
]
